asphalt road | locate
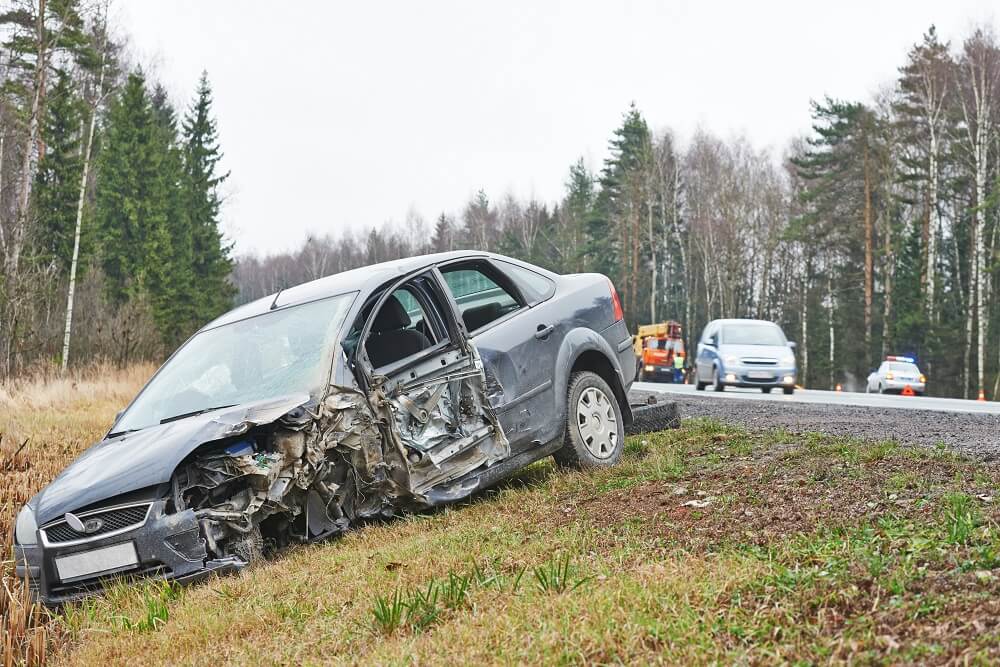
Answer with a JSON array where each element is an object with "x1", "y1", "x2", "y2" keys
[
  {"x1": 629, "y1": 381, "x2": 1000, "y2": 457},
  {"x1": 633, "y1": 381, "x2": 1000, "y2": 415}
]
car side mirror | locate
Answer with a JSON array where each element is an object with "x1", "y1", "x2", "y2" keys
[
  {"x1": 787, "y1": 341, "x2": 796, "y2": 350},
  {"x1": 113, "y1": 409, "x2": 124, "y2": 423}
]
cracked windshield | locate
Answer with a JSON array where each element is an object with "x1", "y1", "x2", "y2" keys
[{"x1": 114, "y1": 294, "x2": 354, "y2": 432}]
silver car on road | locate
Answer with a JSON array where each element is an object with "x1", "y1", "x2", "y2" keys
[{"x1": 694, "y1": 319, "x2": 797, "y2": 394}]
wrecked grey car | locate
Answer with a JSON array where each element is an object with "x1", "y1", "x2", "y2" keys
[{"x1": 14, "y1": 251, "x2": 636, "y2": 605}]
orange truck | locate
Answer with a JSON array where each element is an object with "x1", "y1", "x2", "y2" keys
[{"x1": 633, "y1": 320, "x2": 686, "y2": 382}]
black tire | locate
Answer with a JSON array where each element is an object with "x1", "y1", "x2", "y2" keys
[
  {"x1": 783, "y1": 386, "x2": 794, "y2": 395},
  {"x1": 627, "y1": 401, "x2": 680, "y2": 434},
  {"x1": 711, "y1": 366, "x2": 725, "y2": 392},
  {"x1": 553, "y1": 371, "x2": 625, "y2": 470},
  {"x1": 761, "y1": 387, "x2": 772, "y2": 394}
]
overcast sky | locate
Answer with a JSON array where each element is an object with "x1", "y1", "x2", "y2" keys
[{"x1": 118, "y1": 0, "x2": 996, "y2": 257}]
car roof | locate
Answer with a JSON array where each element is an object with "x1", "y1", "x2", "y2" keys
[
  {"x1": 710, "y1": 319, "x2": 780, "y2": 326},
  {"x1": 202, "y1": 250, "x2": 542, "y2": 330}
]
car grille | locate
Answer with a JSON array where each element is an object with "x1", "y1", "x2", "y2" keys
[
  {"x1": 741, "y1": 357, "x2": 777, "y2": 366},
  {"x1": 42, "y1": 503, "x2": 151, "y2": 544}
]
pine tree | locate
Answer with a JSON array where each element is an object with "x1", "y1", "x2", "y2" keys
[
  {"x1": 557, "y1": 158, "x2": 593, "y2": 272},
  {"x1": 791, "y1": 98, "x2": 884, "y2": 369},
  {"x1": 33, "y1": 68, "x2": 83, "y2": 271},
  {"x1": 461, "y1": 190, "x2": 495, "y2": 250},
  {"x1": 430, "y1": 213, "x2": 453, "y2": 252},
  {"x1": 150, "y1": 84, "x2": 198, "y2": 345},
  {"x1": 95, "y1": 71, "x2": 166, "y2": 306},
  {"x1": 589, "y1": 103, "x2": 654, "y2": 326},
  {"x1": 181, "y1": 71, "x2": 234, "y2": 322}
]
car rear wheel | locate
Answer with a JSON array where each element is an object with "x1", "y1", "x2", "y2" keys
[
  {"x1": 711, "y1": 366, "x2": 725, "y2": 392},
  {"x1": 553, "y1": 371, "x2": 624, "y2": 469}
]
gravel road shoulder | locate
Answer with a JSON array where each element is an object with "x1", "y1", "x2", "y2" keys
[{"x1": 629, "y1": 389, "x2": 1000, "y2": 459}]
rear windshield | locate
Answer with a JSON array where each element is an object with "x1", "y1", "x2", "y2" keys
[
  {"x1": 721, "y1": 324, "x2": 786, "y2": 346},
  {"x1": 888, "y1": 363, "x2": 920, "y2": 373}
]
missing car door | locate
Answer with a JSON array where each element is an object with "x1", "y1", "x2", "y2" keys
[{"x1": 355, "y1": 270, "x2": 510, "y2": 500}]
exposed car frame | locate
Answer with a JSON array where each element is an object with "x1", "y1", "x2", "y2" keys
[{"x1": 14, "y1": 251, "x2": 637, "y2": 605}]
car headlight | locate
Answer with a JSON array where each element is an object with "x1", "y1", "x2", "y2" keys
[
  {"x1": 15, "y1": 506, "x2": 38, "y2": 546},
  {"x1": 724, "y1": 355, "x2": 738, "y2": 366}
]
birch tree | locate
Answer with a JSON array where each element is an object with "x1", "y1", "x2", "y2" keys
[
  {"x1": 61, "y1": 8, "x2": 108, "y2": 371},
  {"x1": 954, "y1": 27, "x2": 1000, "y2": 399},
  {"x1": 895, "y1": 27, "x2": 953, "y2": 323}
]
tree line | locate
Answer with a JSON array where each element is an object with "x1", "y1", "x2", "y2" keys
[
  {"x1": 0, "y1": 0, "x2": 232, "y2": 377},
  {"x1": 236, "y1": 23, "x2": 1000, "y2": 399},
  {"x1": 0, "y1": 4, "x2": 995, "y2": 400}
]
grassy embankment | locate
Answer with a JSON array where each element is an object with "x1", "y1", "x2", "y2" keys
[{"x1": 3, "y1": 367, "x2": 1000, "y2": 664}]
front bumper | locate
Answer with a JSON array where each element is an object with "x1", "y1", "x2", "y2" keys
[
  {"x1": 720, "y1": 366, "x2": 796, "y2": 388},
  {"x1": 14, "y1": 500, "x2": 244, "y2": 606}
]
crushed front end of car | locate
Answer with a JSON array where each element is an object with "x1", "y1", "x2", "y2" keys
[{"x1": 16, "y1": 367, "x2": 508, "y2": 606}]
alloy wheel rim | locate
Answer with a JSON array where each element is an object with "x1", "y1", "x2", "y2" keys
[{"x1": 576, "y1": 386, "x2": 617, "y2": 459}]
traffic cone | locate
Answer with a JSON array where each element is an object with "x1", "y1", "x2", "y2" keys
[
  {"x1": 902, "y1": 385, "x2": 915, "y2": 396},
  {"x1": 979, "y1": 389, "x2": 987, "y2": 402}
]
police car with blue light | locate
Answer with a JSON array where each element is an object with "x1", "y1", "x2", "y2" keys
[{"x1": 865, "y1": 356, "x2": 926, "y2": 395}]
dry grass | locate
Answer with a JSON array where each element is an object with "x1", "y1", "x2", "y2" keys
[
  {"x1": 0, "y1": 363, "x2": 154, "y2": 666},
  {"x1": 3, "y1": 370, "x2": 1000, "y2": 664}
]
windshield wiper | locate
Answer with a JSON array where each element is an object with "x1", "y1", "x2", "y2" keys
[
  {"x1": 160, "y1": 404, "x2": 238, "y2": 425},
  {"x1": 107, "y1": 428, "x2": 142, "y2": 438}
]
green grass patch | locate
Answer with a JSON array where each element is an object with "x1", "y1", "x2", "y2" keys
[{"x1": 54, "y1": 425, "x2": 1000, "y2": 665}]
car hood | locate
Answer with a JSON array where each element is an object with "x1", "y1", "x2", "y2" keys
[
  {"x1": 720, "y1": 344, "x2": 793, "y2": 361},
  {"x1": 32, "y1": 394, "x2": 311, "y2": 526}
]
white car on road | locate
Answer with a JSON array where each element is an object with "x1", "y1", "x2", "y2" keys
[{"x1": 866, "y1": 356, "x2": 926, "y2": 395}]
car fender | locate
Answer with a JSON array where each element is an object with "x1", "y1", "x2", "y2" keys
[{"x1": 552, "y1": 326, "x2": 634, "y2": 427}]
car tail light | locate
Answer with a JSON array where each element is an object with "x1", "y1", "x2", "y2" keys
[{"x1": 607, "y1": 278, "x2": 624, "y2": 322}]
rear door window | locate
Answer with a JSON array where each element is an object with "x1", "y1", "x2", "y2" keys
[
  {"x1": 440, "y1": 264, "x2": 523, "y2": 332},
  {"x1": 495, "y1": 260, "x2": 555, "y2": 304}
]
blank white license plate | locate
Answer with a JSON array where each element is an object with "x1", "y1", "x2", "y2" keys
[
  {"x1": 55, "y1": 542, "x2": 138, "y2": 581},
  {"x1": 748, "y1": 371, "x2": 773, "y2": 379}
]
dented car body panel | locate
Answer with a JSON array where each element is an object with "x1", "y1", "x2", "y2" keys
[
  {"x1": 31, "y1": 395, "x2": 313, "y2": 527},
  {"x1": 14, "y1": 251, "x2": 635, "y2": 605}
]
